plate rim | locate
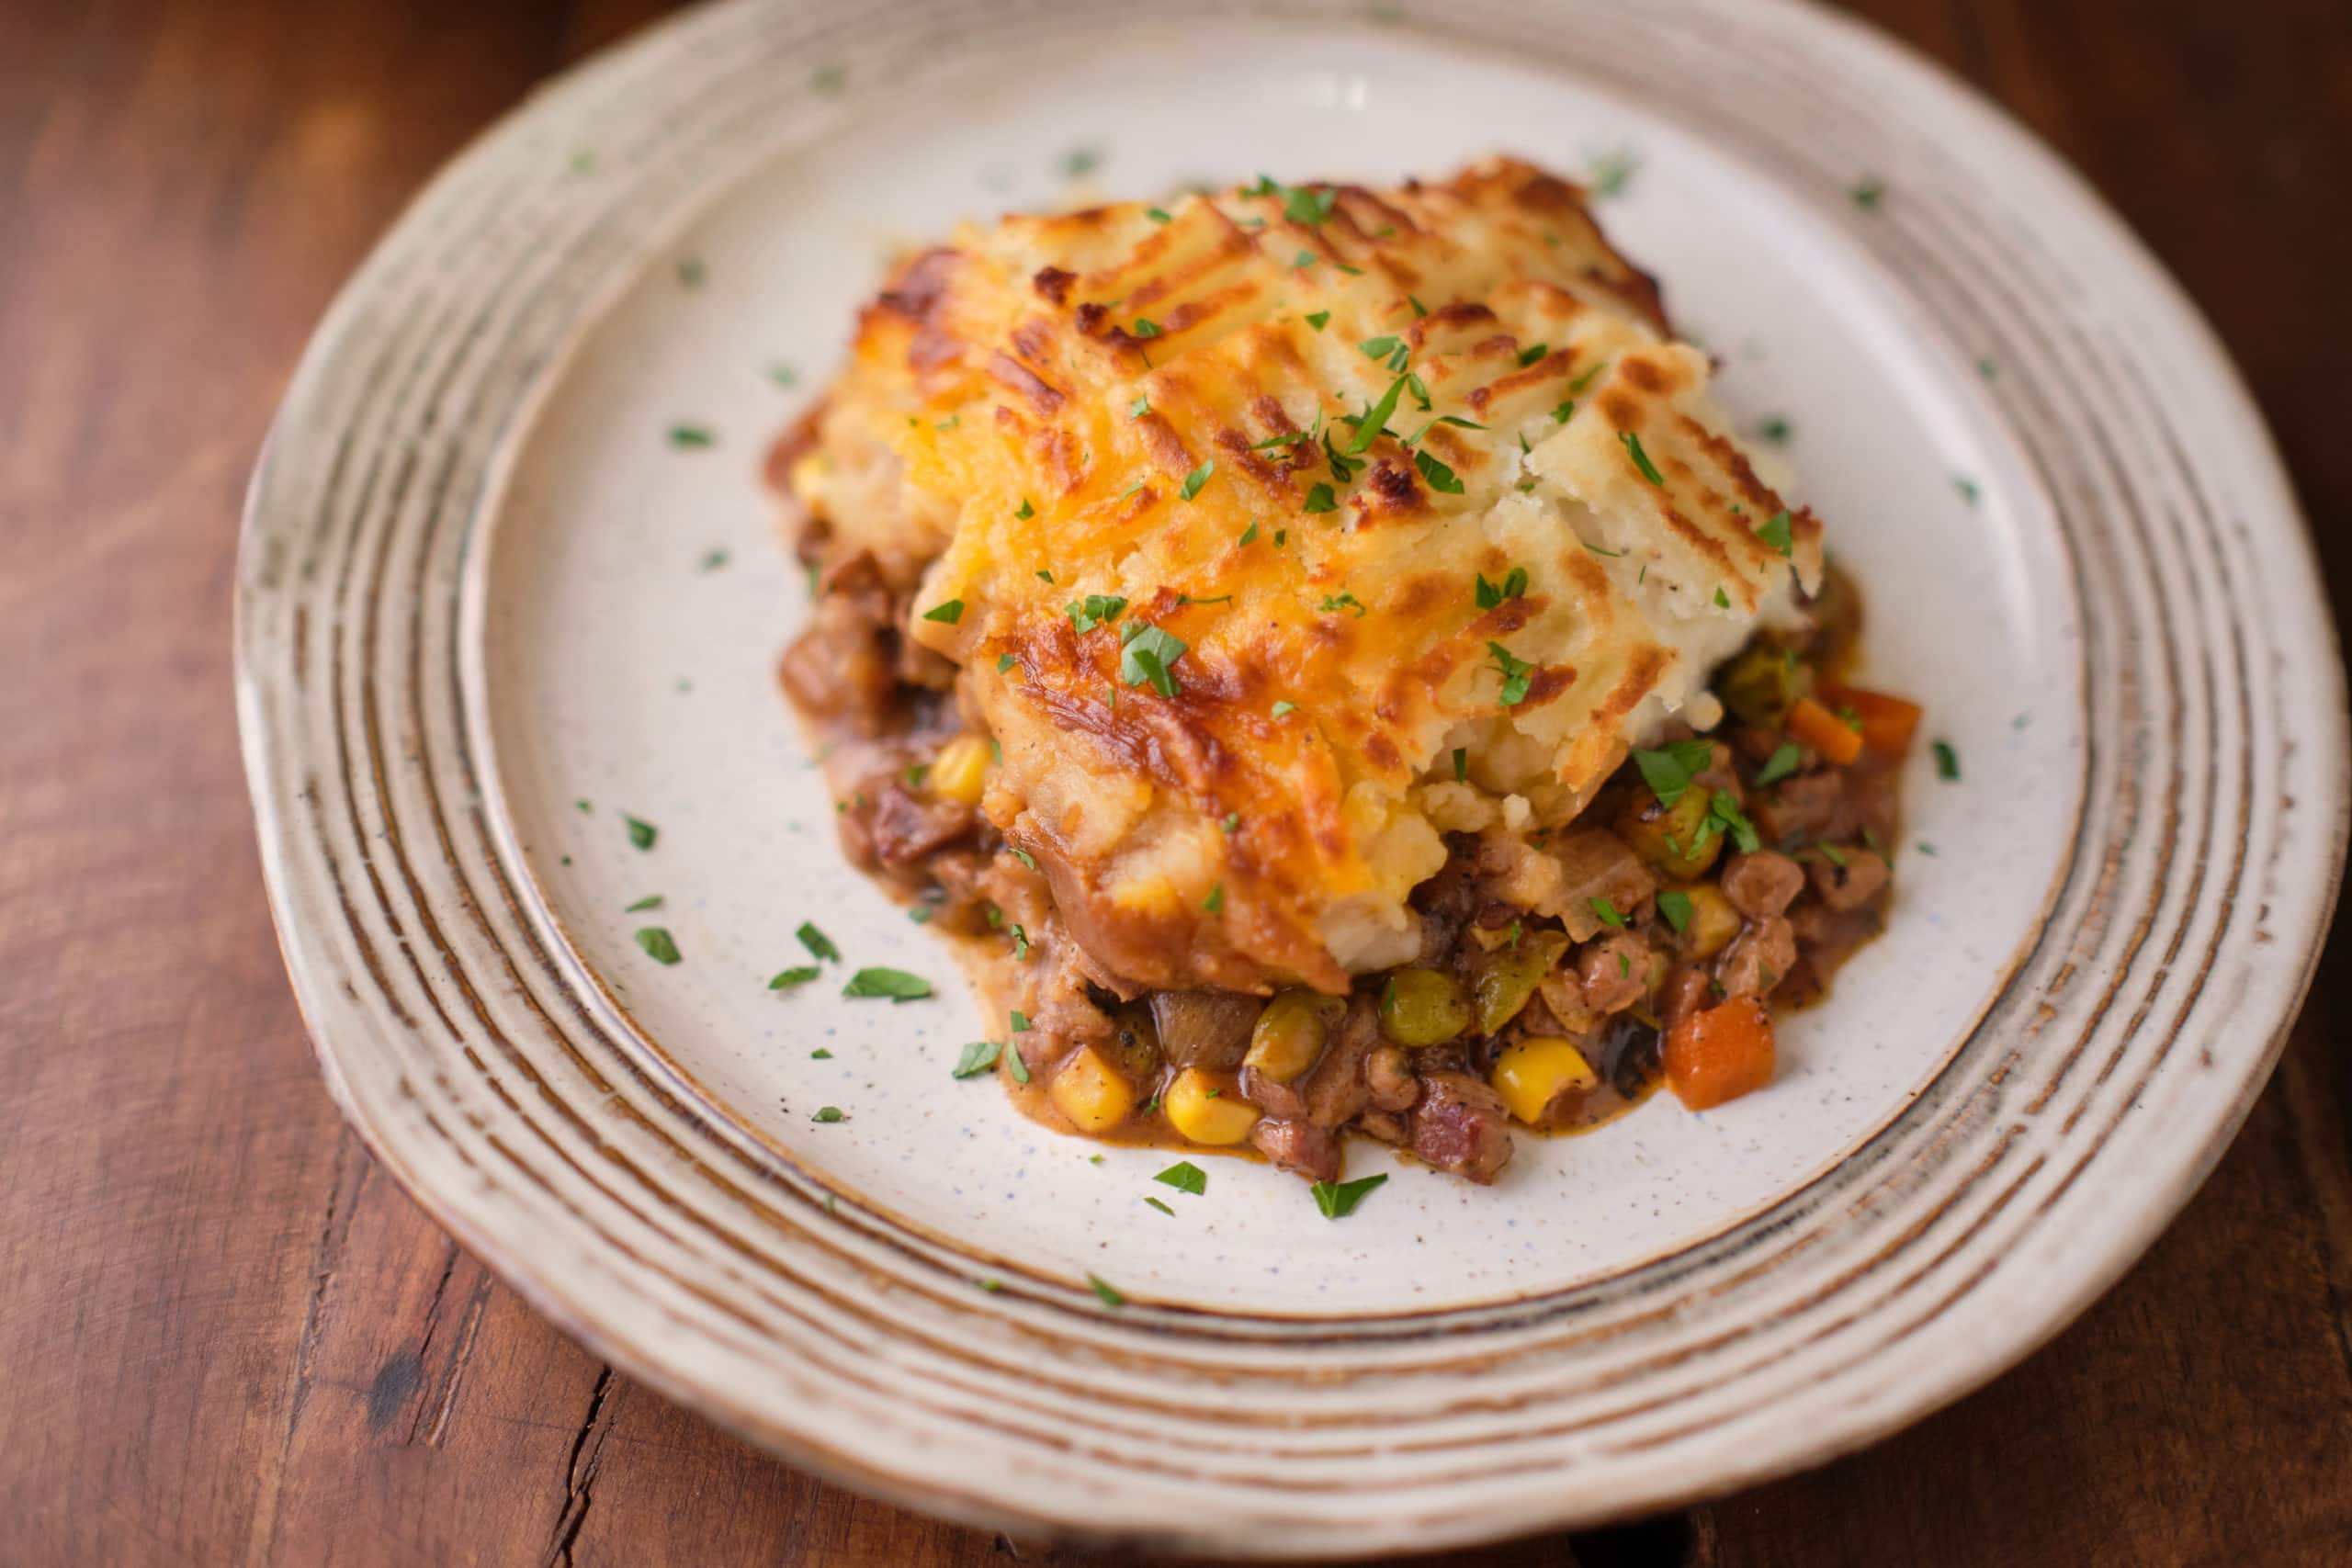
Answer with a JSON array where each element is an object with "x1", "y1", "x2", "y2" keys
[{"x1": 233, "y1": 0, "x2": 2350, "y2": 1551}]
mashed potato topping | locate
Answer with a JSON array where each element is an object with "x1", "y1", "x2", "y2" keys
[{"x1": 786, "y1": 158, "x2": 1822, "y2": 996}]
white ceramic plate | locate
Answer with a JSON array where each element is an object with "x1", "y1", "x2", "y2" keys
[{"x1": 236, "y1": 0, "x2": 2346, "y2": 1554}]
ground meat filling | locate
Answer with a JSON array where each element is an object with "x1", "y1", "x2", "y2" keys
[{"x1": 781, "y1": 547, "x2": 1908, "y2": 1185}]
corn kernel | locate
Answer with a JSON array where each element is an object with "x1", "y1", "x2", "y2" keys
[
  {"x1": 1048, "y1": 1043, "x2": 1136, "y2": 1133},
  {"x1": 929, "y1": 733, "x2": 992, "y2": 806},
  {"x1": 1490, "y1": 1036, "x2": 1600, "y2": 1125},
  {"x1": 1245, "y1": 990, "x2": 1340, "y2": 1082},
  {"x1": 1162, "y1": 1067, "x2": 1261, "y2": 1145}
]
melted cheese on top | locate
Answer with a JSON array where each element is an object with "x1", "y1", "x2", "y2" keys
[{"x1": 792, "y1": 158, "x2": 1823, "y2": 993}]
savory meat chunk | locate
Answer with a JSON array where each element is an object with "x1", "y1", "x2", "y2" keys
[
  {"x1": 1364, "y1": 1046, "x2": 1422, "y2": 1112},
  {"x1": 1301, "y1": 997, "x2": 1384, "y2": 1129},
  {"x1": 1753, "y1": 772, "x2": 1843, "y2": 846},
  {"x1": 1809, "y1": 848, "x2": 1892, "y2": 912},
  {"x1": 1716, "y1": 917, "x2": 1797, "y2": 999},
  {"x1": 1721, "y1": 851, "x2": 1805, "y2": 920},
  {"x1": 869, "y1": 784, "x2": 976, "y2": 871},
  {"x1": 1578, "y1": 931, "x2": 1649, "y2": 1015},
  {"x1": 1409, "y1": 1073, "x2": 1515, "y2": 1184},
  {"x1": 1149, "y1": 991, "x2": 1261, "y2": 1070},
  {"x1": 1249, "y1": 1117, "x2": 1340, "y2": 1183}
]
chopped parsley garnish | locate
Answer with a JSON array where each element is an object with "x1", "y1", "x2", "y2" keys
[
  {"x1": 1567, "y1": 360, "x2": 1609, "y2": 395},
  {"x1": 1954, "y1": 477, "x2": 1981, "y2": 506},
  {"x1": 1131, "y1": 317, "x2": 1162, "y2": 339},
  {"x1": 1303, "y1": 482, "x2": 1338, "y2": 513},
  {"x1": 1118, "y1": 623, "x2": 1189, "y2": 697},
  {"x1": 922, "y1": 599, "x2": 965, "y2": 625},
  {"x1": 1221, "y1": 812, "x2": 1240, "y2": 834},
  {"x1": 1360, "y1": 334, "x2": 1408, "y2": 369},
  {"x1": 1176, "y1": 592, "x2": 1232, "y2": 606},
  {"x1": 766, "y1": 363, "x2": 798, "y2": 388},
  {"x1": 1086, "y1": 1273, "x2": 1127, "y2": 1307},
  {"x1": 768, "y1": 965, "x2": 820, "y2": 989},
  {"x1": 1486, "y1": 642, "x2": 1533, "y2": 706},
  {"x1": 1755, "y1": 509, "x2": 1793, "y2": 557},
  {"x1": 1310, "y1": 1172, "x2": 1387, "y2": 1219},
  {"x1": 633, "y1": 927, "x2": 681, "y2": 964},
  {"x1": 1010, "y1": 848, "x2": 1037, "y2": 871},
  {"x1": 1010, "y1": 1010, "x2": 1032, "y2": 1034},
  {"x1": 1551, "y1": 400, "x2": 1577, "y2": 423},
  {"x1": 1657, "y1": 889, "x2": 1694, "y2": 932},
  {"x1": 797, "y1": 921, "x2": 840, "y2": 963},
  {"x1": 1145, "y1": 1197, "x2": 1174, "y2": 1215},
  {"x1": 1815, "y1": 840, "x2": 1849, "y2": 868},
  {"x1": 1145, "y1": 206, "x2": 1171, "y2": 223},
  {"x1": 624, "y1": 894, "x2": 663, "y2": 912},
  {"x1": 1015, "y1": 497, "x2": 1035, "y2": 519},
  {"x1": 1155, "y1": 1160, "x2": 1207, "y2": 1195},
  {"x1": 1323, "y1": 430, "x2": 1361, "y2": 482},
  {"x1": 933, "y1": 413, "x2": 959, "y2": 432},
  {"x1": 1632, "y1": 739, "x2": 1714, "y2": 807},
  {"x1": 1066, "y1": 593, "x2": 1129, "y2": 633},
  {"x1": 1130, "y1": 395, "x2": 1150, "y2": 419},
  {"x1": 1453, "y1": 747, "x2": 1467, "y2": 783},
  {"x1": 1714, "y1": 587, "x2": 1732, "y2": 608},
  {"x1": 667, "y1": 424, "x2": 715, "y2": 449},
  {"x1": 1620, "y1": 429, "x2": 1665, "y2": 486},
  {"x1": 841, "y1": 967, "x2": 933, "y2": 1002},
  {"x1": 1343, "y1": 376, "x2": 1409, "y2": 456},
  {"x1": 575, "y1": 798, "x2": 592, "y2": 814},
  {"x1": 1589, "y1": 897, "x2": 1627, "y2": 928},
  {"x1": 1587, "y1": 147, "x2": 1641, "y2": 197},
  {"x1": 1035, "y1": 569, "x2": 1053, "y2": 582},
  {"x1": 1252, "y1": 429, "x2": 1312, "y2": 451},
  {"x1": 1516, "y1": 342, "x2": 1549, "y2": 368},
  {"x1": 1699, "y1": 788, "x2": 1762, "y2": 854},
  {"x1": 1851, "y1": 177, "x2": 1885, "y2": 210},
  {"x1": 1293, "y1": 249, "x2": 1318, "y2": 269},
  {"x1": 811, "y1": 1106, "x2": 845, "y2": 1123},
  {"x1": 1271, "y1": 700, "x2": 1296, "y2": 719},
  {"x1": 1274, "y1": 529, "x2": 1287, "y2": 547},
  {"x1": 1758, "y1": 417, "x2": 1792, "y2": 444},
  {"x1": 1408, "y1": 294, "x2": 1429, "y2": 317},
  {"x1": 1318, "y1": 592, "x2": 1367, "y2": 617},
  {"x1": 1755, "y1": 741, "x2": 1804, "y2": 787},
  {"x1": 1933, "y1": 739, "x2": 1962, "y2": 781},
  {"x1": 1179, "y1": 459, "x2": 1216, "y2": 501},
  {"x1": 1917, "y1": 841, "x2": 1939, "y2": 856},
  {"x1": 1006, "y1": 1040, "x2": 1031, "y2": 1083},
  {"x1": 1204, "y1": 883, "x2": 1224, "y2": 913},
  {"x1": 1305, "y1": 310, "x2": 1330, "y2": 331},
  {"x1": 1238, "y1": 520, "x2": 1260, "y2": 546},
  {"x1": 623, "y1": 815, "x2": 658, "y2": 851},
  {"x1": 1414, "y1": 449, "x2": 1464, "y2": 494},
  {"x1": 698, "y1": 547, "x2": 729, "y2": 572},
  {"x1": 1584, "y1": 542, "x2": 1624, "y2": 558},
  {"x1": 1475, "y1": 567, "x2": 1528, "y2": 608},
  {"x1": 997, "y1": 653, "x2": 1017, "y2": 673},
  {"x1": 811, "y1": 1048, "x2": 832, "y2": 1059},
  {"x1": 1059, "y1": 145, "x2": 1101, "y2": 178},
  {"x1": 951, "y1": 1040, "x2": 1002, "y2": 1079}
]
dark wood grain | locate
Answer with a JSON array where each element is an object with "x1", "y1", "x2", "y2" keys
[{"x1": 1, "y1": 1, "x2": 2346, "y2": 1563}]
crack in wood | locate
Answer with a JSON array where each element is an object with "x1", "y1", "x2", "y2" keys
[{"x1": 539, "y1": 1367, "x2": 618, "y2": 1568}]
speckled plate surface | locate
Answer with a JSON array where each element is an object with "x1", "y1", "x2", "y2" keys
[{"x1": 235, "y1": 0, "x2": 2346, "y2": 1554}]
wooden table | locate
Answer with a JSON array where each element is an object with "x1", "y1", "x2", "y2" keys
[{"x1": 6, "y1": 0, "x2": 2348, "y2": 1561}]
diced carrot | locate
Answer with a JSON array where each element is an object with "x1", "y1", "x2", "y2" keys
[
  {"x1": 1786, "y1": 696, "x2": 1865, "y2": 767},
  {"x1": 1663, "y1": 995, "x2": 1777, "y2": 1111},
  {"x1": 1819, "y1": 685, "x2": 1923, "y2": 757}
]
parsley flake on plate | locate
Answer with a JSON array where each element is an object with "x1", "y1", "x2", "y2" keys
[
  {"x1": 797, "y1": 921, "x2": 840, "y2": 962},
  {"x1": 951, "y1": 1040, "x2": 1003, "y2": 1079},
  {"x1": 768, "y1": 965, "x2": 820, "y2": 989},
  {"x1": 623, "y1": 894, "x2": 663, "y2": 912},
  {"x1": 842, "y1": 967, "x2": 932, "y2": 1002},
  {"x1": 633, "y1": 927, "x2": 681, "y2": 964},
  {"x1": 623, "y1": 815, "x2": 658, "y2": 851},
  {"x1": 1310, "y1": 1172, "x2": 1387, "y2": 1219},
  {"x1": 1086, "y1": 1273, "x2": 1127, "y2": 1307},
  {"x1": 1155, "y1": 1160, "x2": 1208, "y2": 1195}
]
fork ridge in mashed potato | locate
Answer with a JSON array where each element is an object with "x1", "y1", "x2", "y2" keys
[{"x1": 780, "y1": 157, "x2": 1822, "y2": 1002}]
